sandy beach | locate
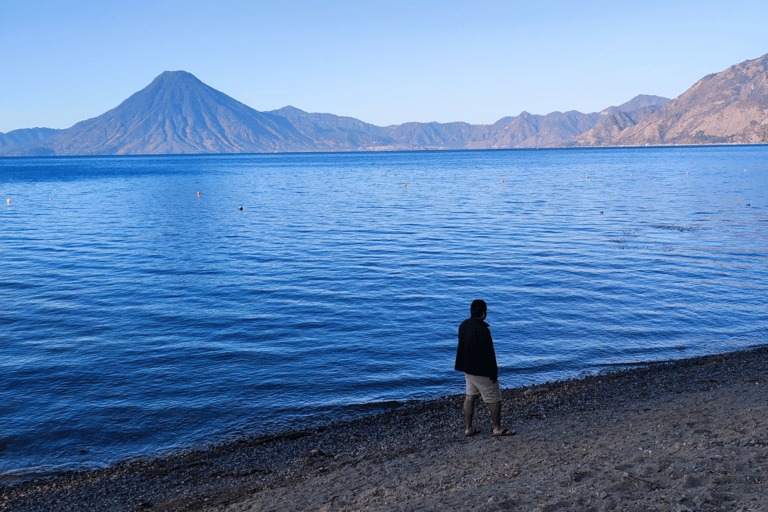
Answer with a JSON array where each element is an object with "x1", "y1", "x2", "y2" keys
[{"x1": 3, "y1": 346, "x2": 768, "y2": 512}]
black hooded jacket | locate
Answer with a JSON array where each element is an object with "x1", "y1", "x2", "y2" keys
[{"x1": 455, "y1": 317, "x2": 498, "y2": 381}]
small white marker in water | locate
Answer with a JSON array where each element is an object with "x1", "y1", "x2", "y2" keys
[{"x1": 6, "y1": 198, "x2": 10, "y2": 205}]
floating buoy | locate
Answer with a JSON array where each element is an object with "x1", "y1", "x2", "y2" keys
[
  {"x1": 197, "y1": 191, "x2": 201, "y2": 197},
  {"x1": 238, "y1": 206, "x2": 243, "y2": 211}
]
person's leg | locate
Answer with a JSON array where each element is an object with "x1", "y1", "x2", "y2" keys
[
  {"x1": 489, "y1": 400, "x2": 501, "y2": 432},
  {"x1": 463, "y1": 394, "x2": 476, "y2": 433},
  {"x1": 474, "y1": 376, "x2": 513, "y2": 435},
  {"x1": 463, "y1": 374, "x2": 480, "y2": 435}
]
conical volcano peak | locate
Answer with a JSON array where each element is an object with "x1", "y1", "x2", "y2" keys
[
  {"x1": 117, "y1": 70, "x2": 221, "y2": 113},
  {"x1": 153, "y1": 70, "x2": 200, "y2": 82},
  {"x1": 146, "y1": 70, "x2": 206, "y2": 92},
  {"x1": 27, "y1": 70, "x2": 316, "y2": 155}
]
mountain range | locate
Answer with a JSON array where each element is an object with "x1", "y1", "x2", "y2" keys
[{"x1": 1, "y1": 53, "x2": 767, "y2": 156}]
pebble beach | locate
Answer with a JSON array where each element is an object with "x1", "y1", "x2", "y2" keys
[{"x1": 3, "y1": 346, "x2": 768, "y2": 512}]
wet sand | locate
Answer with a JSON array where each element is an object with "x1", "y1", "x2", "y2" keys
[{"x1": 3, "y1": 346, "x2": 768, "y2": 512}]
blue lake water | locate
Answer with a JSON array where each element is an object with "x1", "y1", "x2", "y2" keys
[{"x1": 1, "y1": 147, "x2": 767, "y2": 477}]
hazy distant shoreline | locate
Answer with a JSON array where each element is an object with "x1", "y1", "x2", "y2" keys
[{"x1": 3, "y1": 141, "x2": 768, "y2": 161}]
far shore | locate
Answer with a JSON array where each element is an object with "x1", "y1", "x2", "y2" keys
[
  {"x1": 3, "y1": 346, "x2": 768, "y2": 511},
  {"x1": 3, "y1": 140, "x2": 768, "y2": 160}
]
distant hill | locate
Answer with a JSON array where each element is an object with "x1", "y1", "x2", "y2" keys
[
  {"x1": 482, "y1": 110, "x2": 604, "y2": 148},
  {"x1": 268, "y1": 109, "x2": 610, "y2": 150},
  {"x1": 5, "y1": 54, "x2": 768, "y2": 155},
  {"x1": 267, "y1": 106, "x2": 394, "y2": 150},
  {"x1": 0, "y1": 127, "x2": 60, "y2": 155},
  {"x1": 575, "y1": 54, "x2": 768, "y2": 146}
]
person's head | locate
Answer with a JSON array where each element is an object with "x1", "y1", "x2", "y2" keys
[{"x1": 470, "y1": 299, "x2": 487, "y2": 319}]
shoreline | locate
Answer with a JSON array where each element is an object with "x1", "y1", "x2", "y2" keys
[
  {"x1": 3, "y1": 141, "x2": 768, "y2": 160},
  {"x1": 3, "y1": 345, "x2": 768, "y2": 511}
]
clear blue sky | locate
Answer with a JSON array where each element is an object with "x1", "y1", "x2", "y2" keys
[{"x1": 1, "y1": 0, "x2": 766, "y2": 133}]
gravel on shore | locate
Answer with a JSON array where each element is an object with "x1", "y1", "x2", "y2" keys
[{"x1": 2, "y1": 346, "x2": 768, "y2": 512}]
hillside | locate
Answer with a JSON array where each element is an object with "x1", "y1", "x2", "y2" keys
[{"x1": 577, "y1": 54, "x2": 768, "y2": 146}]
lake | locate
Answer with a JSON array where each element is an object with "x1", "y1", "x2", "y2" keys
[{"x1": 1, "y1": 146, "x2": 766, "y2": 477}]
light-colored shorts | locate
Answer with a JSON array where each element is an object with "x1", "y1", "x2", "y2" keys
[{"x1": 464, "y1": 373, "x2": 501, "y2": 403}]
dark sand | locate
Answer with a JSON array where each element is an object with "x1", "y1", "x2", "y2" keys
[{"x1": 3, "y1": 347, "x2": 768, "y2": 512}]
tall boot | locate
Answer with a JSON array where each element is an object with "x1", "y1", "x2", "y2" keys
[
  {"x1": 489, "y1": 401, "x2": 501, "y2": 432},
  {"x1": 463, "y1": 395, "x2": 475, "y2": 432}
]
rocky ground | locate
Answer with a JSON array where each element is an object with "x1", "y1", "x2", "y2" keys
[{"x1": 3, "y1": 346, "x2": 768, "y2": 512}]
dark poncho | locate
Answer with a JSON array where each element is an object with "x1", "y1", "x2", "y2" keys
[{"x1": 455, "y1": 316, "x2": 498, "y2": 381}]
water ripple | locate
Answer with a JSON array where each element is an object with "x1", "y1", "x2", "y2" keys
[{"x1": 1, "y1": 147, "x2": 767, "y2": 476}]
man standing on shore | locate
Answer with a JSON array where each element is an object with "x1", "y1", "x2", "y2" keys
[{"x1": 455, "y1": 299, "x2": 514, "y2": 437}]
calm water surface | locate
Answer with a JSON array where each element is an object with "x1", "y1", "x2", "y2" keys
[{"x1": 1, "y1": 147, "x2": 767, "y2": 477}]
